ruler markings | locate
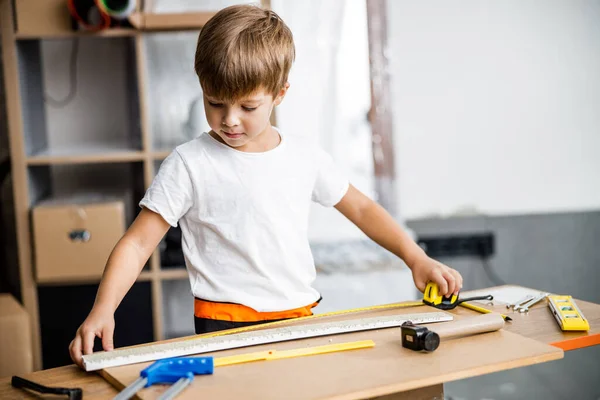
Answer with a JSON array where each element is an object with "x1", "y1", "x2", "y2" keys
[{"x1": 83, "y1": 311, "x2": 452, "y2": 371}]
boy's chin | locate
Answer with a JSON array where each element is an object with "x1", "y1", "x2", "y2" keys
[{"x1": 222, "y1": 136, "x2": 250, "y2": 148}]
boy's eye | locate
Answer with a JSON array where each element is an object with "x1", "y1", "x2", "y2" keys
[
  {"x1": 242, "y1": 106, "x2": 257, "y2": 112},
  {"x1": 208, "y1": 102, "x2": 223, "y2": 108}
]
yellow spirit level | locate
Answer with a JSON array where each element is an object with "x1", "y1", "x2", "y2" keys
[{"x1": 548, "y1": 295, "x2": 590, "y2": 331}]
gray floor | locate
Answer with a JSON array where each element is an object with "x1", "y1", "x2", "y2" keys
[{"x1": 444, "y1": 345, "x2": 600, "y2": 400}]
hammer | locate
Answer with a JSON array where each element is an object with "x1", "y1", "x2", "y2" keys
[{"x1": 401, "y1": 313, "x2": 505, "y2": 352}]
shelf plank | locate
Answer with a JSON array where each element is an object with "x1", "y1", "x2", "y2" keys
[
  {"x1": 27, "y1": 145, "x2": 145, "y2": 165},
  {"x1": 139, "y1": 12, "x2": 215, "y2": 31},
  {"x1": 15, "y1": 12, "x2": 216, "y2": 40},
  {"x1": 16, "y1": 28, "x2": 138, "y2": 40},
  {"x1": 152, "y1": 150, "x2": 171, "y2": 160},
  {"x1": 159, "y1": 269, "x2": 188, "y2": 280},
  {"x1": 1, "y1": 0, "x2": 43, "y2": 370},
  {"x1": 138, "y1": 271, "x2": 153, "y2": 281},
  {"x1": 36, "y1": 270, "x2": 153, "y2": 286}
]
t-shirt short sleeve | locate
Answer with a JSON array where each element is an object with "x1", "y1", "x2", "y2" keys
[
  {"x1": 139, "y1": 150, "x2": 194, "y2": 227},
  {"x1": 311, "y1": 147, "x2": 349, "y2": 207}
]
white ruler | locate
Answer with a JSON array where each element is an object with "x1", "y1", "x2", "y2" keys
[{"x1": 82, "y1": 311, "x2": 452, "y2": 371}]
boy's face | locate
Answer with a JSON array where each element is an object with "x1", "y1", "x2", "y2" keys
[{"x1": 203, "y1": 85, "x2": 288, "y2": 152}]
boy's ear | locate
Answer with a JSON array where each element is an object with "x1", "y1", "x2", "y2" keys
[{"x1": 273, "y1": 82, "x2": 290, "y2": 106}]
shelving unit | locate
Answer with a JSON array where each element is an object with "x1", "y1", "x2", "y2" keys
[{"x1": 1, "y1": 0, "x2": 273, "y2": 369}]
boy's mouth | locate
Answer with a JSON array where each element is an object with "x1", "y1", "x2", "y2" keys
[{"x1": 222, "y1": 131, "x2": 243, "y2": 139}]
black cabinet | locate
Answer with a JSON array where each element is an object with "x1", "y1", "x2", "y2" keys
[{"x1": 38, "y1": 281, "x2": 154, "y2": 369}]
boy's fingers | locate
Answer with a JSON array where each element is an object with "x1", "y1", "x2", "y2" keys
[
  {"x1": 102, "y1": 326, "x2": 115, "y2": 352},
  {"x1": 415, "y1": 278, "x2": 426, "y2": 293},
  {"x1": 443, "y1": 270, "x2": 456, "y2": 296},
  {"x1": 452, "y1": 269, "x2": 463, "y2": 294},
  {"x1": 434, "y1": 270, "x2": 449, "y2": 296},
  {"x1": 83, "y1": 330, "x2": 96, "y2": 355},
  {"x1": 69, "y1": 336, "x2": 83, "y2": 367}
]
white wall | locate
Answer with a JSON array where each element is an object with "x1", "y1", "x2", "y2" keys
[
  {"x1": 39, "y1": 1, "x2": 600, "y2": 223},
  {"x1": 273, "y1": 0, "x2": 376, "y2": 243},
  {"x1": 41, "y1": 38, "x2": 131, "y2": 151},
  {"x1": 388, "y1": 0, "x2": 600, "y2": 219}
]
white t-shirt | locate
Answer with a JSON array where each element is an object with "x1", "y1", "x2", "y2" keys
[{"x1": 139, "y1": 130, "x2": 349, "y2": 312}]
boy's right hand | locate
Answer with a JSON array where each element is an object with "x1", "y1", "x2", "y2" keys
[{"x1": 69, "y1": 307, "x2": 115, "y2": 369}]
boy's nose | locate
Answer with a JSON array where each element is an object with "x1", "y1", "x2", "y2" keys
[{"x1": 222, "y1": 113, "x2": 240, "y2": 127}]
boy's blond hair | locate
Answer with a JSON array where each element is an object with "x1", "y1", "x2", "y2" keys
[{"x1": 194, "y1": 4, "x2": 295, "y2": 102}]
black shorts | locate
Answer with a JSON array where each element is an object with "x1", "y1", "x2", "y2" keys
[{"x1": 194, "y1": 317, "x2": 290, "y2": 334}]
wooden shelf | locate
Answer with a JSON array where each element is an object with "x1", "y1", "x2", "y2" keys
[
  {"x1": 26, "y1": 145, "x2": 145, "y2": 165},
  {"x1": 152, "y1": 150, "x2": 171, "y2": 160},
  {"x1": 15, "y1": 12, "x2": 216, "y2": 40},
  {"x1": 139, "y1": 271, "x2": 153, "y2": 281},
  {"x1": 35, "y1": 270, "x2": 153, "y2": 285},
  {"x1": 137, "y1": 12, "x2": 215, "y2": 31},
  {"x1": 15, "y1": 28, "x2": 138, "y2": 40},
  {"x1": 2, "y1": 1, "x2": 270, "y2": 370},
  {"x1": 159, "y1": 269, "x2": 188, "y2": 280}
]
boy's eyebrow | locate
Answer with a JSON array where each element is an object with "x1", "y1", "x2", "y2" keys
[
  {"x1": 205, "y1": 95, "x2": 264, "y2": 104},
  {"x1": 241, "y1": 98, "x2": 263, "y2": 104},
  {"x1": 205, "y1": 96, "x2": 223, "y2": 103}
]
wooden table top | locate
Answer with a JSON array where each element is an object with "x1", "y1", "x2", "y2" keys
[
  {"x1": 1, "y1": 285, "x2": 597, "y2": 399},
  {"x1": 460, "y1": 285, "x2": 600, "y2": 350}
]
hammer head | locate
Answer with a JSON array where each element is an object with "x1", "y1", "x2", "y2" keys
[{"x1": 401, "y1": 322, "x2": 440, "y2": 352}]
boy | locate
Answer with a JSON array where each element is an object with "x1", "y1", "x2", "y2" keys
[{"x1": 69, "y1": 4, "x2": 463, "y2": 368}]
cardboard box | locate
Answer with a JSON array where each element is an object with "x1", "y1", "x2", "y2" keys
[
  {"x1": 32, "y1": 197, "x2": 126, "y2": 283},
  {"x1": 14, "y1": 0, "x2": 143, "y2": 37},
  {"x1": 14, "y1": 0, "x2": 73, "y2": 37},
  {"x1": 0, "y1": 294, "x2": 33, "y2": 378}
]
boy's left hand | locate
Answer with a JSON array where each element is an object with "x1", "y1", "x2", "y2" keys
[{"x1": 409, "y1": 255, "x2": 463, "y2": 297}]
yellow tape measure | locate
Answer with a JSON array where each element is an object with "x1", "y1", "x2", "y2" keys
[{"x1": 548, "y1": 295, "x2": 590, "y2": 331}]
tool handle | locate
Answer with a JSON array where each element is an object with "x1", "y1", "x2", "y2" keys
[
  {"x1": 142, "y1": 357, "x2": 214, "y2": 386},
  {"x1": 433, "y1": 314, "x2": 505, "y2": 340},
  {"x1": 12, "y1": 376, "x2": 82, "y2": 400}
]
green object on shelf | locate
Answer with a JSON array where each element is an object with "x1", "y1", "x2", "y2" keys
[{"x1": 98, "y1": 0, "x2": 136, "y2": 19}]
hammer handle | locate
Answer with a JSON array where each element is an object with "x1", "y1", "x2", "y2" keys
[{"x1": 433, "y1": 313, "x2": 505, "y2": 340}]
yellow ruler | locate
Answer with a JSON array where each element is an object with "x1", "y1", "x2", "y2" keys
[{"x1": 214, "y1": 340, "x2": 375, "y2": 367}]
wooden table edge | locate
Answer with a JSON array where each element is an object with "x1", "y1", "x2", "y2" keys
[
  {"x1": 550, "y1": 332, "x2": 600, "y2": 351},
  {"x1": 321, "y1": 345, "x2": 564, "y2": 400}
]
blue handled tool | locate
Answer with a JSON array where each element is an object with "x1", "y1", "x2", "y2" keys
[{"x1": 113, "y1": 357, "x2": 214, "y2": 400}]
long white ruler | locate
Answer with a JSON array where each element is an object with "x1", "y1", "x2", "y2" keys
[{"x1": 82, "y1": 311, "x2": 452, "y2": 371}]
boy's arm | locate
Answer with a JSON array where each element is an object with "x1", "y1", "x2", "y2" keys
[
  {"x1": 69, "y1": 207, "x2": 171, "y2": 367},
  {"x1": 334, "y1": 184, "x2": 463, "y2": 296},
  {"x1": 93, "y1": 207, "x2": 171, "y2": 313}
]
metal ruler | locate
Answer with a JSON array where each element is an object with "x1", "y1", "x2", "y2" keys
[{"x1": 83, "y1": 311, "x2": 452, "y2": 371}]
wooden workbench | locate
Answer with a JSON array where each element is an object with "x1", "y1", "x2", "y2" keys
[
  {"x1": 459, "y1": 285, "x2": 600, "y2": 351},
  {"x1": 1, "y1": 285, "x2": 598, "y2": 399}
]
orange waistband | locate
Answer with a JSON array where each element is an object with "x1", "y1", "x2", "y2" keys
[{"x1": 194, "y1": 298, "x2": 320, "y2": 322}]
